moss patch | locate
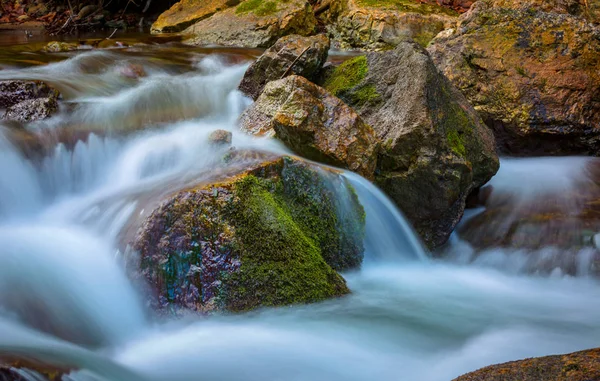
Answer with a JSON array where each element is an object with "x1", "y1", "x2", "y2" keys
[
  {"x1": 356, "y1": 0, "x2": 458, "y2": 16},
  {"x1": 324, "y1": 55, "x2": 369, "y2": 96},
  {"x1": 224, "y1": 173, "x2": 350, "y2": 311},
  {"x1": 324, "y1": 56, "x2": 381, "y2": 106},
  {"x1": 236, "y1": 0, "x2": 279, "y2": 16}
]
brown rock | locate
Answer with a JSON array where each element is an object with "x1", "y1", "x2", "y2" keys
[
  {"x1": 238, "y1": 34, "x2": 330, "y2": 100},
  {"x1": 323, "y1": 42, "x2": 499, "y2": 248},
  {"x1": 239, "y1": 75, "x2": 379, "y2": 179},
  {"x1": 207, "y1": 129, "x2": 233, "y2": 146},
  {"x1": 454, "y1": 348, "x2": 600, "y2": 381},
  {"x1": 183, "y1": 0, "x2": 317, "y2": 48},
  {"x1": 428, "y1": 0, "x2": 600, "y2": 155},
  {"x1": 151, "y1": 0, "x2": 237, "y2": 33},
  {"x1": 321, "y1": 0, "x2": 458, "y2": 50}
]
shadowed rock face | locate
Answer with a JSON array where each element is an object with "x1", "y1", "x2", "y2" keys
[
  {"x1": 183, "y1": 0, "x2": 317, "y2": 48},
  {"x1": 132, "y1": 155, "x2": 365, "y2": 313},
  {"x1": 238, "y1": 34, "x2": 330, "y2": 100},
  {"x1": 428, "y1": 0, "x2": 600, "y2": 156},
  {"x1": 239, "y1": 75, "x2": 379, "y2": 179},
  {"x1": 454, "y1": 348, "x2": 600, "y2": 381},
  {"x1": 323, "y1": 41, "x2": 499, "y2": 249}
]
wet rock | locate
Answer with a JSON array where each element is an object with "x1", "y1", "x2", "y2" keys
[
  {"x1": 151, "y1": 0, "x2": 237, "y2": 33},
  {"x1": 239, "y1": 34, "x2": 330, "y2": 100},
  {"x1": 453, "y1": 347, "x2": 600, "y2": 381},
  {"x1": 117, "y1": 63, "x2": 146, "y2": 79},
  {"x1": 0, "y1": 80, "x2": 58, "y2": 109},
  {"x1": 132, "y1": 156, "x2": 365, "y2": 313},
  {"x1": 323, "y1": 41, "x2": 499, "y2": 249},
  {"x1": 321, "y1": 0, "x2": 458, "y2": 50},
  {"x1": 42, "y1": 41, "x2": 79, "y2": 53},
  {"x1": 208, "y1": 129, "x2": 233, "y2": 146},
  {"x1": 183, "y1": 0, "x2": 317, "y2": 48},
  {"x1": 239, "y1": 75, "x2": 378, "y2": 179},
  {"x1": 427, "y1": 0, "x2": 600, "y2": 155},
  {"x1": 0, "y1": 80, "x2": 60, "y2": 123},
  {"x1": 457, "y1": 158, "x2": 600, "y2": 273},
  {"x1": 3, "y1": 98, "x2": 58, "y2": 123}
]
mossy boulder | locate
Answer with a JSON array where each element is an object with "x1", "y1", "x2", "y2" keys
[
  {"x1": 454, "y1": 348, "x2": 600, "y2": 381},
  {"x1": 239, "y1": 34, "x2": 330, "y2": 100},
  {"x1": 183, "y1": 0, "x2": 317, "y2": 48},
  {"x1": 132, "y1": 155, "x2": 365, "y2": 313},
  {"x1": 239, "y1": 75, "x2": 379, "y2": 179},
  {"x1": 151, "y1": 0, "x2": 237, "y2": 33},
  {"x1": 428, "y1": 0, "x2": 600, "y2": 155},
  {"x1": 321, "y1": 0, "x2": 458, "y2": 50},
  {"x1": 323, "y1": 41, "x2": 499, "y2": 249}
]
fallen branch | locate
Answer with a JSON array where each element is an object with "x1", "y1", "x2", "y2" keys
[{"x1": 281, "y1": 46, "x2": 311, "y2": 79}]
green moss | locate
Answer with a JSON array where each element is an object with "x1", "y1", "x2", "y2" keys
[
  {"x1": 324, "y1": 55, "x2": 369, "y2": 96},
  {"x1": 447, "y1": 129, "x2": 466, "y2": 157},
  {"x1": 324, "y1": 56, "x2": 381, "y2": 106},
  {"x1": 356, "y1": 0, "x2": 458, "y2": 16},
  {"x1": 235, "y1": 0, "x2": 279, "y2": 16},
  {"x1": 224, "y1": 173, "x2": 349, "y2": 311},
  {"x1": 351, "y1": 84, "x2": 381, "y2": 106}
]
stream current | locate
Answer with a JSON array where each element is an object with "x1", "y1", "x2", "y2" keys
[{"x1": 0, "y1": 41, "x2": 598, "y2": 381}]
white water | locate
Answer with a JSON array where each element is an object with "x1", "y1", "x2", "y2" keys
[{"x1": 0, "y1": 48, "x2": 598, "y2": 381}]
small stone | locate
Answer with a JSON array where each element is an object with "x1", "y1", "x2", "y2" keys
[
  {"x1": 43, "y1": 41, "x2": 79, "y2": 52},
  {"x1": 207, "y1": 129, "x2": 232, "y2": 146},
  {"x1": 118, "y1": 63, "x2": 146, "y2": 79},
  {"x1": 17, "y1": 14, "x2": 30, "y2": 22}
]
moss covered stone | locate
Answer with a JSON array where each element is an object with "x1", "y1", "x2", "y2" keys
[
  {"x1": 133, "y1": 155, "x2": 365, "y2": 313},
  {"x1": 324, "y1": 56, "x2": 381, "y2": 106},
  {"x1": 235, "y1": 0, "x2": 279, "y2": 16}
]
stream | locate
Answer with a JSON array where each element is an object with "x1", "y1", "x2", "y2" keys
[{"x1": 0, "y1": 40, "x2": 599, "y2": 381}]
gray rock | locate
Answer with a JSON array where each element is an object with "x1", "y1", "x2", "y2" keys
[{"x1": 238, "y1": 34, "x2": 330, "y2": 100}]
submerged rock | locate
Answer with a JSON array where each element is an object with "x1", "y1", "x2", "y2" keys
[
  {"x1": 239, "y1": 34, "x2": 330, "y2": 100},
  {"x1": 321, "y1": 0, "x2": 458, "y2": 50},
  {"x1": 208, "y1": 129, "x2": 233, "y2": 146},
  {"x1": 454, "y1": 347, "x2": 600, "y2": 381},
  {"x1": 132, "y1": 156, "x2": 365, "y2": 313},
  {"x1": 323, "y1": 41, "x2": 499, "y2": 248},
  {"x1": 151, "y1": 0, "x2": 237, "y2": 33},
  {"x1": 42, "y1": 41, "x2": 79, "y2": 53},
  {"x1": 183, "y1": 0, "x2": 317, "y2": 48},
  {"x1": 428, "y1": 0, "x2": 600, "y2": 155},
  {"x1": 239, "y1": 75, "x2": 378, "y2": 179}
]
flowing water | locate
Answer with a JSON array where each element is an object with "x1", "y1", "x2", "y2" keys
[{"x1": 0, "y1": 41, "x2": 599, "y2": 381}]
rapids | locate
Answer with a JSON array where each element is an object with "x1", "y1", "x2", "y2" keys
[{"x1": 0, "y1": 42, "x2": 598, "y2": 381}]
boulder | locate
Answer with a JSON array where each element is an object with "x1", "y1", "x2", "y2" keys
[
  {"x1": 0, "y1": 80, "x2": 60, "y2": 123},
  {"x1": 239, "y1": 75, "x2": 378, "y2": 179},
  {"x1": 4, "y1": 98, "x2": 58, "y2": 123},
  {"x1": 183, "y1": 0, "x2": 317, "y2": 48},
  {"x1": 321, "y1": 0, "x2": 458, "y2": 50},
  {"x1": 0, "y1": 81, "x2": 59, "y2": 109},
  {"x1": 453, "y1": 348, "x2": 600, "y2": 381},
  {"x1": 132, "y1": 155, "x2": 365, "y2": 313},
  {"x1": 238, "y1": 34, "x2": 330, "y2": 100},
  {"x1": 427, "y1": 0, "x2": 600, "y2": 155},
  {"x1": 151, "y1": 0, "x2": 237, "y2": 33},
  {"x1": 322, "y1": 42, "x2": 499, "y2": 248}
]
